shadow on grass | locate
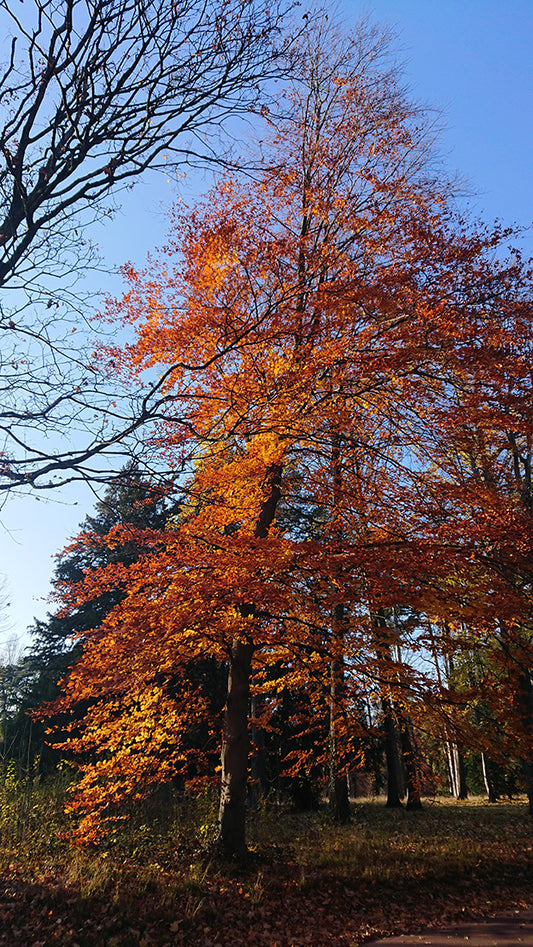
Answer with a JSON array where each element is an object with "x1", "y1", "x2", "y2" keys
[{"x1": 0, "y1": 798, "x2": 531, "y2": 946}]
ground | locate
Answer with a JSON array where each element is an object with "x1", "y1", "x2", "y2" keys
[{"x1": 0, "y1": 795, "x2": 531, "y2": 945}]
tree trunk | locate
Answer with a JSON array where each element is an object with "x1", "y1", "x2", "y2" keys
[
  {"x1": 398, "y1": 717, "x2": 423, "y2": 810},
  {"x1": 249, "y1": 692, "x2": 268, "y2": 810},
  {"x1": 329, "y1": 607, "x2": 350, "y2": 823},
  {"x1": 218, "y1": 639, "x2": 254, "y2": 859},
  {"x1": 347, "y1": 769, "x2": 357, "y2": 799},
  {"x1": 217, "y1": 461, "x2": 283, "y2": 857},
  {"x1": 330, "y1": 770, "x2": 350, "y2": 822},
  {"x1": 446, "y1": 741, "x2": 468, "y2": 799},
  {"x1": 481, "y1": 752, "x2": 497, "y2": 803},
  {"x1": 329, "y1": 648, "x2": 350, "y2": 823},
  {"x1": 517, "y1": 668, "x2": 533, "y2": 816},
  {"x1": 427, "y1": 625, "x2": 467, "y2": 801},
  {"x1": 373, "y1": 610, "x2": 403, "y2": 808},
  {"x1": 391, "y1": 635, "x2": 422, "y2": 810},
  {"x1": 382, "y1": 697, "x2": 404, "y2": 808},
  {"x1": 522, "y1": 759, "x2": 533, "y2": 817},
  {"x1": 328, "y1": 435, "x2": 350, "y2": 823}
]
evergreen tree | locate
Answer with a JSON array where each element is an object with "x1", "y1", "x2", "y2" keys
[{"x1": 8, "y1": 466, "x2": 176, "y2": 770}]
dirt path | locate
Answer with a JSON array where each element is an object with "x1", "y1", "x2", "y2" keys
[{"x1": 365, "y1": 910, "x2": 533, "y2": 946}]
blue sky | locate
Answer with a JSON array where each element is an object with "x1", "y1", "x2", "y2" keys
[
  {"x1": 1, "y1": 0, "x2": 532, "y2": 653},
  {"x1": 361, "y1": 0, "x2": 533, "y2": 232}
]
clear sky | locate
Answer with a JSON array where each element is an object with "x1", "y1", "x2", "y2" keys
[{"x1": 1, "y1": 0, "x2": 532, "y2": 655}]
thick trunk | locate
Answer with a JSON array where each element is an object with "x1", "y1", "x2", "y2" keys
[
  {"x1": 330, "y1": 773, "x2": 350, "y2": 821},
  {"x1": 217, "y1": 639, "x2": 254, "y2": 858},
  {"x1": 217, "y1": 462, "x2": 283, "y2": 857}
]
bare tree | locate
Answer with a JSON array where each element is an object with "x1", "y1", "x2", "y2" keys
[{"x1": 0, "y1": 0, "x2": 293, "y2": 493}]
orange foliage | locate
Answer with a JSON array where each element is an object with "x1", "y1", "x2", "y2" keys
[{"x1": 44, "y1": 22, "x2": 533, "y2": 838}]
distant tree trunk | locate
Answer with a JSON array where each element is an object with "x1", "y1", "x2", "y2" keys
[
  {"x1": 446, "y1": 741, "x2": 468, "y2": 799},
  {"x1": 347, "y1": 768, "x2": 357, "y2": 799},
  {"x1": 523, "y1": 760, "x2": 533, "y2": 818},
  {"x1": 363, "y1": 696, "x2": 383, "y2": 796},
  {"x1": 217, "y1": 462, "x2": 282, "y2": 858},
  {"x1": 443, "y1": 649, "x2": 468, "y2": 801},
  {"x1": 427, "y1": 623, "x2": 468, "y2": 801},
  {"x1": 329, "y1": 644, "x2": 350, "y2": 823},
  {"x1": 382, "y1": 697, "x2": 404, "y2": 808},
  {"x1": 481, "y1": 752, "x2": 498, "y2": 803},
  {"x1": 249, "y1": 692, "x2": 268, "y2": 809},
  {"x1": 328, "y1": 435, "x2": 350, "y2": 824},
  {"x1": 391, "y1": 636, "x2": 422, "y2": 810},
  {"x1": 398, "y1": 717, "x2": 423, "y2": 810},
  {"x1": 373, "y1": 610, "x2": 403, "y2": 808},
  {"x1": 517, "y1": 668, "x2": 533, "y2": 817}
]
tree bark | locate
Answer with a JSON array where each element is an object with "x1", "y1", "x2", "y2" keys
[
  {"x1": 218, "y1": 640, "x2": 254, "y2": 858},
  {"x1": 329, "y1": 646, "x2": 350, "y2": 823},
  {"x1": 217, "y1": 462, "x2": 282, "y2": 857},
  {"x1": 328, "y1": 435, "x2": 350, "y2": 823},
  {"x1": 481, "y1": 752, "x2": 497, "y2": 803},
  {"x1": 398, "y1": 717, "x2": 423, "y2": 810},
  {"x1": 446, "y1": 741, "x2": 468, "y2": 799},
  {"x1": 373, "y1": 610, "x2": 403, "y2": 808},
  {"x1": 391, "y1": 635, "x2": 422, "y2": 810},
  {"x1": 517, "y1": 668, "x2": 533, "y2": 816},
  {"x1": 522, "y1": 759, "x2": 533, "y2": 817},
  {"x1": 382, "y1": 696, "x2": 404, "y2": 807},
  {"x1": 250, "y1": 692, "x2": 268, "y2": 809}
]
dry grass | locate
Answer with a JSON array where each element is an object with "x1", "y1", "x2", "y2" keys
[{"x1": 0, "y1": 776, "x2": 531, "y2": 945}]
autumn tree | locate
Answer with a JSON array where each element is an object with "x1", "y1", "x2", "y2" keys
[{"x1": 42, "y1": 15, "x2": 533, "y2": 857}]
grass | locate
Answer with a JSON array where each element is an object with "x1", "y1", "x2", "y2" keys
[{"x1": 0, "y1": 775, "x2": 531, "y2": 945}]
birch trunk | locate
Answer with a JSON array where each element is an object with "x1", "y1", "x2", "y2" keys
[
  {"x1": 446, "y1": 741, "x2": 468, "y2": 799},
  {"x1": 481, "y1": 752, "x2": 497, "y2": 803}
]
